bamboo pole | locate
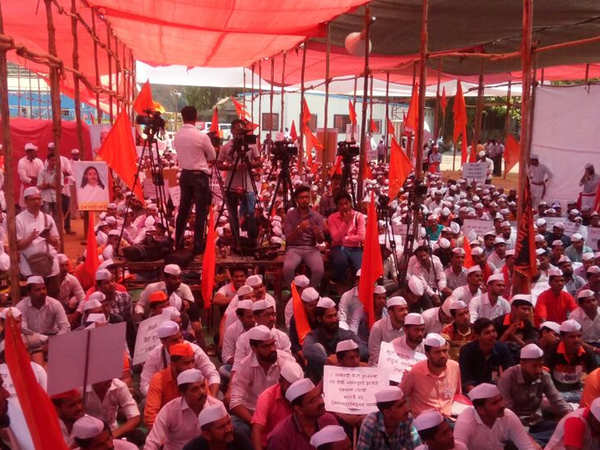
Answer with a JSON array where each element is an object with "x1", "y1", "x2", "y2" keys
[
  {"x1": 71, "y1": 0, "x2": 84, "y2": 152},
  {"x1": 505, "y1": 77, "x2": 512, "y2": 136},
  {"x1": 114, "y1": 34, "x2": 120, "y2": 113},
  {"x1": 269, "y1": 57, "x2": 274, "y2": 132},
  {"x1": 280, "y1": 53, "x2": 286, "y2": 132},
  {"x1": 472, "y1": 60, "x2": 485, "y2": 155},
  {"x1": 369, "y1": 72, "x2": 374, "y2": 134},
  {"x1": 299, "y1": 42, "x2": 307, "y2": 175},
  {"x1": 44, "y1": 0, "x2": 64, "y2": 249},
  {"x1": 385, "y1": 72, "x2": 390, "y2": 156},
  {"x1": 357, "y1": 6, "x2": 371, "y2": 202},
  {"x1": 414, "y1": 0, "x2": 429, "y2": 181},
  {"x1": 130, "y1": 50, "x2": 135, "y2": 123},
  {"x1": 352, "y1": 75, "x2": 357, "y2": 139},
  {"x1": 243, "y1": 67, "x2": 247, "y2": 113},
  {"x1": 17, "y1": 64, "x2": 21, "y2": 116},
  {"x1": 91, "y1": 10, "x2": 101, "y2": 124},
  {"x1": 322, "y1": 23, "x2": 331, "y2": 181},
  {"x1": 258, "y1": 60, "x2": 262, "y2": 140},
  {"x1": 433, "y1": 59, "x2": 441, "y2": 141},
  {"x1": 250, "y1": 64, "x2": 255, "y2": 125},
  {"x1": 407, "y1": 61, "x2": 417, "y2": 159},
  {"x1": 106, "y1": 23, "x2": 113, "y2": 123},
  {"x1": 0, "y1": 0, "x2": 22, "y2": 304}
]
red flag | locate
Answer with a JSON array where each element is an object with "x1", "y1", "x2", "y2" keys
[
  {"x1": 441, "y1": 86, "x2": 447, "y2": 112},
  {"x1": 290, "y1": 120, "x2": 298, "y2": 142},
  {"x1": 358, "y1": 194, "x2": 384, "y2": 327},
  {"x1": 133, "y1": 80, "x2": 154, "y2": 115},
  {"x1": 98, "y1": 110, "x2": 144, "y2": 201},
  {"x1": 387, "y1": 117, "x2": 395, "y2": 137},
  {"x1": 463, "y1": 235, "x2": 474, "y2": 268},
  {"x1": 595, "y1": 182, "x2": 600, "y2": 212},
  {"x1": 504, "y1": 134, "x2": 520, "y2": 178},
  {"x1": 291, "y1": 283, "x2": 311, "y2": 345},
  {"x1": 404, "y1": 87, "x2": 419, "y2": 132},
  {"x1": 330, "y1": 155, "x2": 343, "y2": 177},
  {"x1": 82, "y1": 213, "x2": 100, "y2": 287},
  {"x1": 453, "y1": 81, "x2": 469, "y2": 164},
  {"x1": 370, "y1": 118, "x2": 378, "y2": 134},
  {"x1": 303, "y1": 125, "x2": 323, "y2": 151},
  {"x1": 5, "y1": 315, "x2": 69, "y2": 450},
  {"x1": 388, "y1": 138, "x2": 413, "y2": 199},
  {"x1": 514, "y1": 178, "x2": 538, "y2": 280},
  {"x1": 348, "y1": 100, "x2": 357, "y2": 126},
  {"x1": 201, "y1": 206, "x2": 217, "y2": 309},
  {"x1": 231, "y1": 96, "x2": 249, "y2": 119},
  {"x1": 301, "y1": 98, "x2": 311, "y2": 127},
  {"x1": 209, "y1": 108, "x2": 219, "y2": 133}
]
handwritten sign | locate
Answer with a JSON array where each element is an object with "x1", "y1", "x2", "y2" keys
[
  {"x1": 462, "y1": 219, "x2": 494, "y2": 239},
  {"x1": 462, "y1": 162, "x2": 487, "y2": 185},
  {"x1": 133, "y1": 315, "x2": 166, "y2": 366},
  {"x1": 323, "y1": 366, "x2": 386, "y2": 415},
  {"x1": 377, "y1": 341, "x2": 426, "y2": 384},
  {"x1": 587, "y1": 227, "x2": 600, "y2": 251}
]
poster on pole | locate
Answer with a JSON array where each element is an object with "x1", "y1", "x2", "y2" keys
[
  {"x1": 323, "y1": 366, "x2": 386, "y2": 415},
  {"x1": 462, "y1": 162, "x2": 487, "y2": 185},
  {"x1": 133, "y1": 315, "x2": 167, "y2": 366},
  {"x1": 377, "y1": 341, "x2": 426, "y2": 383},
  {"x1": 73, "y1": 161, "x2": 110, "y2": 211}
]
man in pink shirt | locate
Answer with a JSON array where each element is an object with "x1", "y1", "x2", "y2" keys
[
  {"x1": 327, "y1": 192, "x2": 366, "y2": 283},
  {"x1": 401, "y1": 333, "x2": 462, "y2": 417}
]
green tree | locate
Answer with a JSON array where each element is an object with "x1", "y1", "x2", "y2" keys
[{"x1": 183, "y1": 86, "x2": 240, "y2": 115}]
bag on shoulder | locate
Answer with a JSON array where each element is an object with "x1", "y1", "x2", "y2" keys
[{"x1": 26, "y1": 213, "x2": 54, "y2": 277}]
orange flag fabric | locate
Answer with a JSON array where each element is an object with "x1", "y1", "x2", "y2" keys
[
  {"x1": 98, "y1": 110, "x2": 144, "y2": 201},
  {"x1": 595, "y1": 182, "x2": 600, "y2": 212},
  {"x1": 404, "y1": 87, "x2": 419, "y2": 132},
  {"x1": 330, "y1": 155, "x2": 343, "y2": 177},
  {"x1": 514, "y1": 178, "x2": 538, "y2": 280},
  {"x1": 370, "y1": 118, "x2": 378, "y2": 134},
  {"x1": 5, "y1": 315, "x2": 69, "y2": 450},
  {"x1": 133, "y1": 80, "x2": 154, "y2": 114},
  {"x1": 290, "y1": 120, "x2": 298, "y2": 142},
  {"x1": 358, "y1": 193, "x2": 384, "y2": 328},
  {"x1": 348, "y1": 100, "x2": 357, "y2": 126},
  {"x1": 504, "y1": 134, "x2": 520, "y2": 178},
  {"x1": 301, "y1": 98, "x2": 311, "y2": 127},
  {"x1": 291, "y1": 282, "x2": 311, "y2": 345},
  {"x1": 453, "y1": 81, "x2": 469, "y2": 164},
  {"x1": 82, "y1": 213, "x2": 100, "y2": 287},
  {"x1": 201, "y1": 206, "x2": 217, "y2": 309},
  {"x1": 231, "y1": 97, "x2": 250, "y2": 119},
  {"x1": 463, "y1": 235, "x2": 474, "y2": 268},
  {"x1": 388, "y1": 137, "x2": 413, "y2": 199},
  {"x1": 441, "y1": 86, "x2": 447, "y2": 112},
  {"x1": 210, "y1": 108, "x2": 219, "y2": 133},
  {"x1": 387, "y1": 117, "x2": 395, "y2": 137}
]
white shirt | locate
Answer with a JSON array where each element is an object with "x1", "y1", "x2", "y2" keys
[
  {"x1": 528, "y1": 163, "x2": 553, "y2": 184},
  {"x1": 338, "y1": 287, "x2": 363, "y2": 333},
  {"x1": 368, "y1": 315, "x2": 404, "y2": 366},
  {"x1": 0, "y1": 362, "x2": 47, "y2": 396},
  {"x1": 422, "y1": 306, "x2": 445, "y2": 334},
  {"x1": 60, "y1": 155, "x2": 73, "y2": 196},
  {"x1": 144, "y1": 396, "x2": 222, "y2": 450},
  {"x1": 224, "y1": 293, "x2": 276, "y2": 329},
  {"x1": 469, "y1": 293, "x2": 511, "y2": 322},
  {"x1": 17, "y1": 156, "x2": 44, "y2": 185},
  {"x1": 58, "y1": 273, "x2": 86, "y2": 310},
  {"x1": 16, "y1": 296, "x2": 70, "y2": 335},
  {"x1": 15, "y1": 209, "x2": 60, "y2": 277},
  {"x1": 173, "y1": 124, "x2": 216, "y2": 173},
  {"x1": 222, "y1": 319, "x2": 247, "y2": 364},
  {"x1": 545, "y1": 407, "x2": 600, "y2": 450},
  {"x1": 452, "y1": 285, "x2": 482, "y2": 306},
  {"x1": 85, "y1": 379, "x2": 139, "y2": 430},
  {"x1": 232, "y1": 327, "x2": 291, "y2": 371},
  {"x1": 407, "y1": 255, "x2": 447, "y2": 292},
  {"x1": 416, "y1": 441, "x2": 467, "y2": 450},
  {"x1": 390, "y1": 335, "x2": 427, "y2": 380},
  {"x1": 135, "y1": 281, "x2": 193, "y2": 315},
  {"x1": 139, "y1": 341, "x2": 220, "y2": 396},
  {"x1": 570, "y1": 306, "x2": 600, "y2": 344},
  {"x1": 454, "y1": 406, "x2": 537, "y2": 450}
]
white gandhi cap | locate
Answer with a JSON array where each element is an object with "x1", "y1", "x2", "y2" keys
[
  {"x1": 247, "y1": 325, "x2": 273, "y2": 341},
  {"x1": 559, "y1": 319, "x2": 581, "y2": 333},
  {"x1": 374, "y1": 285, "x2": 387, "y2": 295},
  {"x1": 387, "y1": 296, "x2": 407, "y2": 308},
  {"x1": 237, "y1": 285, "x2": 253, "y2": 296},
  {"x1": 246, "y1": 274, "x2": 263, "y2": 287},
  {"x1": 487, "y1": 272, "x2": 504, "y2": 283},
  {"x1": 251, "y1": 300, "x2": 271, "y2": 312},
  {"x1": 285, "y1": 378, "x2": 315, "y2": 402},
  {"x1": 293, "y1": 275, "x2": 310, "y2": 288},
  {"x1": 413, "y1": 410, "x2": 444, "y2": 431},
  {"x1": 23, "y1": 186, "x2": 41, "y2": 198},
  {"x1": 520, "y1": 343, "x2": 544, "y2": 359},
  {"x1": 540, "y1": 321, "x2": 561, "y2": 334},
  {"x1": 71, "y1": 415, "x2": 104, "y2": 439},
  {"x1": 95, "y1": 269, "x2": 112, "y2": 281},
  {"x1": 236, "y1": 299, "x2": 254, "y2": 311},
  {"x1": 280, "y1": 361, "x2": 304, "y2": 383},
  {"x1": 404, "y1": 313, "x2": 424, "y2": 326},
  {"x1": 164, "y1": 264, "x2": 181, "y2": 276},
  {"x1": 176, "y1": 368, "x2": 204, "y2": 386},
  {"x1": 301, "y1": 287, "x2": 320, "y2": 303},
  {"x1": 317, "y1": 297, "x2": 336, "y2": 309},
  {"x1": 423, "y1": 333, "x2": 446, "y2": 348},
  {"x1": 468, "y1": 383, "x2": 501, "y2": 401},
  {"x1": 374, "y1": 386, "x2": 404, "y2": 403},
  {"x1": 309, "y1": 425, "x2": 348, "y2": 448},
  {"x1": 26, "y1": 276, "x2": 45, "y2": 285},
  {"x1": 198, "y1": 402, "x2": 228, "y2": 428},
  {"x1": 467, "y1": 265, "x2": 482, "y2": 275},
  {"x1": 157, "y1": 320, "x2": 180, "y2": 338},
  {"x1": 336, "y1": 339, "x2": 358, "y2": 353}
]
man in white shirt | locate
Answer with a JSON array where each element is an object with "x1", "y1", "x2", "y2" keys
[
  {"x1": 469, "y1": 273, "x2": 511, "y2": 322},
  {"x1": 71, "y1": 414, "x2": 137, "y2": 450},
  {"x1": 16, "y1": 276, "x2": 70, "y2": 336},
  {"x1": 368, "y1": 296, "x2": 407, "y2": 365},
  {"x1": 17, "y1": 143, "x2": 44, "y2": 208},
  {"x1": 451, "y1": 266, "x2": 483, "y2": 306},
  {"x1": 135, "y1": 264, "x2": 194, "y2": 318},
  {"x1": 173, "y1": 105, "x2": 216, "y2": 253},
  {"x1": 222, "y1": 299, "x2": 255, "y2": 366},
  {"x1": 528, "y1": 154, "x2": 553, "y2": 208},
  {"x1": 57, "y1": 253, "x2": 85, "y2": 314},
  {"x1": 454, "y1": 383, "x2": 540, "y2": 449},
  {"x1": 487, "y1": 237, "x2": 506, "y2": 271},
  {"x1": 390, "y1": 313, "x2": 427, "y2": 378}
]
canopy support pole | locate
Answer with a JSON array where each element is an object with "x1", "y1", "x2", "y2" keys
[
  {"x1": 130, "y1": 51, "x2": 135, "y2": 124},
  {"x1": 243, "y1": 67, "x2": 247, "y2": 113},
  {"x1": 280, "y1": 53, "x2": 286, "y2": 132},
  {"x1": 407, "y1": 60, "x2": 417, "y2": 159},
  {"x1": 299, "y1": 41, "x2": 307, "y2": 176},
  {"x1": 434, "y1": 58, "x2": 441, "y2": 142},
  {"x1": 270, "y1": 57, "x2": 274, "y2": 133},
  {"x1": 385, "y1": 71, "x2": 390, "y2": 161},
  {"x1": 44, "y1": 0, "x2": 64, "y2": 249},
  {"x1": 92, "y1": 10, "x2": 101, "y2": 124},
  {"x1": 106, "y1": 23, "x2": 113, "y2": 124},
  {"x1": 323, "y1": 23, "x2": 331, "y2": 178},
  {"x1": 473, "y1": 60, "x2": 485, "y2": 157},
  {"x1": 71, "y1": 0, "x2": 84, "y2": 152},
  {"x1": 414, "y1": 0, "x2": 429, "y2": 181},
  {"x1": 114, "y1": 34, "x2": 120, "y2": 113},
  {"x1": 357, "y1": 6, "x2": 371, "y2": 202},
  {"x1": 505, "y1": 76, "x2": 512, "y2": 136},
  {"x1": 0, "y1": 0, "x2": 22, "y2": 304},
  {"x1": 352, "y1": 75, "x2": 357, "y2": 138},
  {"x1": 250, "y1": 64, "x2": 255, "y2": 125}
]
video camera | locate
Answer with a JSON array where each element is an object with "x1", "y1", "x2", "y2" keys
[
  {"x1": 271, "y1": 139, "x2": 298, "y2": 162},
  {"x1": 207, "y1": 131, "x2": 222, "y2": 148},
  {"x1": 135, "y1": 109, "x2": 165, "y2": 137},
  {"x1": 337, "y1": 140, "x2": 360, "y2": 161},
  {"x1": 232, "y1": 123, "x2": 257, "y2": 154}
]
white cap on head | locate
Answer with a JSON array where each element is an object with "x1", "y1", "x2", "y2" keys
[
  {"x1": 571, "y1": 233, "x2": 583, "y2": 242},
  {"x1": 246, "y1": 274, "x2": 263, "y2": 287},
  {"x1": 511, "y1": 294, "x2": 533, "y2": 306},
  {"x1": 520, "y1": 343, "x2": 544, "y2": 360},
  {"x1": 487, "y1": 272, "x2": 504, "y2": 283},
  {"x1": 493, "y1": 237, "x2": 506, "y2": 245},
  {"x1": 71, "y1": 415, "x2": 104, "y2": 440},
  {"x1": 577, "y1": 289, "x2": 595, "y2": 300},
  {"x1": 293, "y1": 275, "x2": 310, "y2": 288},
  {"x1": 536, "y1": 218, "x2": 546, "y2": 226},
  {"x1": 0, "y1": 307, "x2": 22, "y2": 320},
  {"x1": 309, "y1": 425, "x2": 347, "y2": 448},
  {"x1": 591, "y1": 397, "x2": 600, "y2": 421},
  {"x1": 540, "y1": 321, "x2": 561, "y2": 334},
  {"x1": 26, "y1": 275, "x2": 45, "y2": 285},
  {"x1": 536, "y1": 248, "x2": 547, "y2": 256},
  {"x1": 236, "y1": 299, "x2": 254, "y2": 311},
  {"x1": 553, "y1": 222, "x2": 565, "y2": 230},
  {"x1": 471, "y1": 247, "x2": 484, "y2": 256},
  {"x1": 548, "y1": 268, "x2": 563, "y2": 278},
  {"x1": 164, "y1": 264, "x2": 181, "y2": 276},
  {"x1": 285, "y1": 378, "x2": 315, "y2": 402},
  {"x1": 82, "y1": 298, "x2": 102, "y2": 312},
  {"x1": 317, "y1": 297, "x2": 336, "y2": 309},
  {"x1": 374, "y1": 285, "x2": 386, "y2": 295},
  {"x1": 449, "y1": 299, "x2": 467, "y2": 311},
  {"x1": 413, "y1": 410, "x2": 444, "y2": 432},
  {"x1": 404, "y1": 313, "x2": 424, "y2": 326},
  {"x1": 387, "y1": 296, "x2": 407, "y2": 308},
  {"x1": 560, "y1": 319, "x2": 582, "y2": 333},
  {"x1": 452, "y1": 247, "x2": 465, "y2": 256},
  {"x1": 374, "y1": 386, "x2": 404, "y2": 403},
  {"x1": 251, "y1": 299, "x2": 271, "y2": 312},
  {"x1": 423, "y1": 333, "x2": 446, "y2": 348},
  {"x1": 177, "y1": 368, "x2": 204, "y2": 386},
  {"x1": 24, "y1": 142, "x2": 38, "y2": 151},
  {"x1": 237, "y1": 285, "x2": 253, "y2": 296},
  {"x1": 95, "y1": 269, "x2": 112, "y2": 281},
  {"x1": 23, "y1": 186, "x2": 41, "y2": 198},
  {"x1": 336, "y1": 339, "x2": 359, "y2": 353},
  {"x1": 280, "y1": 361, "x2": 304, "y2": 384},
  {"x1": 247, "y1": 325, "x2": 273, "y2": 341},
  {"x1": 71, "y1": 148, "x2": 80, "y2": 154},
  {"x1": 582, "y1": 253, "x2": 595, "y2": 262},
  {"x1": 301, "y1": 287, "x2": 320, "y2": 303},
  {"x1": 157, "y1": 320, "x2": 180, "y2": 338},
  {"x1": 161, "y1": 306, "x2": 181, "y2": 320},
  {"x1": 198, "y1": 402, "x2": 228, "y2": 428},
  {"x1": 107, "y1": 229, "x2": 120, "y2": 237},
  {"x1": 408, "y1": 276, "x2": 425, "y2": 296},
  {"x1": 587, "y1": 265, "x2": 600, "y2": 275},
  {"x1": 467, "y1": 265, "x2": 482, "y2": 275},
  {"x1": 468, "y1": 383, "x2": 500, "y2": 401}
]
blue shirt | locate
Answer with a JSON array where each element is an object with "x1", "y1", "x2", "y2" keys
[{"x1": 357, "y1": 411, "x2": 421, "y2": 450}]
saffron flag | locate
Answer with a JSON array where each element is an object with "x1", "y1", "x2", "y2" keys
[
  {"x1": 504, "y1": 134, "x2": 520, "y2": 178},
  {"x1": 5, "y1": 315, "x2": 69, "y2": 450},
  {"x1": 133, "y1": 80, "x2": 154, "y2": 114},
  {"x1": 301, "y1": 98, "x2": 311, "y2": 127},
  {"x1": 291, "y1": 282, "x2": 311, "y2": 345},
  {"x1": 330, "y1": 155, "x2": 343, "y2": 177},
  {"x1": 595, "y1": 182, "x2": 600, "y2": 212},
  {"x1": 441, "y1": 86, "x2": 447, "y2": 112},
  {"x1": 358, "y1": 193, "x2": 384, "y2": 328},
  {"x1": 290, "y1": 120, "x2": 298, "y2": 142},
  {"x1": 82, "y1": 213, "x2": 100, "y2": 287},
  {"x1": 453, "y1": 81, "x2": 469, "y2": 164},
  {"x1": 231, "y1": 96, "x2": 250, "y2": 119},
  {"x1": 387, "y1": 117, "x2": 395, "y2": 137},
  {"x1": 404, "y1": 87, "x2": 419, "y2": 132},
  {"x1": 370, "y1": 118, "x2": 378, "y2": 134},
  {"x1": 514, "y1": 178, "x2": 538, "y2": 280},
  {"x1": 210, "y1": 108, "x2": 219, "y2": 133},
  {"x1": 463, "y1": 235, "x2": 474, "y2": 268},
  {"x1": 201, "y1": 206, "x2": 217, "y2": 309},
  {"x1": 98, "y1": 110, "x2": 144, "y2": 201},
  {"x1": 348, "y1": 100, "x2": 357, "y2": 126},
  {"x1": 388, "y1": 137, "x2": 413, "y2": 199}
]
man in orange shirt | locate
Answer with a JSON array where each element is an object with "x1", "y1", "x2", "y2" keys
[
  {"x1": 535, "y1": 268, "x2": 577, "y2": 325},
  {"x1": 144, "y1": 342, "x2": 195, "y2": 428}
]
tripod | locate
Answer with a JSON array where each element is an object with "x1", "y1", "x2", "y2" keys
[
  {"x1": 340, "y1": 155, "x2": 357, "y2": 207},
  {"x1": 377, "y1": 197, "x2": 401, "y2": 284},
  {"x1": 267, "y1": 155, "x2": 294, "y2": 217}
]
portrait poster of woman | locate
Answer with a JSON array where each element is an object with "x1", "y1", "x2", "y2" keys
[{"x1": 73, "y1": 161, "x2": 109, "y2": 211}]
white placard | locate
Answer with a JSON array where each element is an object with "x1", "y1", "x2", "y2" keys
[
  {"x1": 462, "y1": 219, "x2": 493, "y2": 239},
  {"x1": 133, "y1": 315, "x2": 166, "y2": 366},
  {"x1": 323, "y1": 366, "x2": 386, "y2": 415},
  {"x1": 377, "y1": 341, "x2": 425, "y2": 383},
  {"x1": 587, "y1": 227, "x2": 600, "y2": 251},
  {"x1": 47, "y1": 322, "x2": 126, "y2": 395},
  {"x1": 391, "y1": 222, "x2": 407, "y2": 237},
  {"x1": 562, "y1": 221, "x2": 585, "y2": 237},
  {"x1": 462, "y1": 162, "x2": 487, "y2": 184},
  {"x1": 72, "y1": 161, "x2": 110, "y2": 211},
  {"x1": 169, "y1": 186, "x2": 181, "y2": 208}
]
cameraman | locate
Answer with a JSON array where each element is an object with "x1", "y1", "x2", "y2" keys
[
  {"x1": 217, "y1": 119, "x2": 261, "y2": 246},
  {"x1": 174, "y1": 106, "x2": 216, "y2": 253}
]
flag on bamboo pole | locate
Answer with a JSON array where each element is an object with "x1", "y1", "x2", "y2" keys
[
  {"x1": 348, "y1": 100, "x2": 357, "y2": 126},
  {"x1": 441, "y1": 86, "x2": 447, "y2": 112},
  {"x1": 98, "y1": 110, "x2": 144, "y2": 201},
  {"x1": 201, "y1": 206, "x2": 217, "y2": 309},
  {"x1": 370, "y1": 118, "x2": 378, "y2": 134},
  {"x1": 209, "y1": 108, "x2": 219, "y2": 133},
  {"x1": 290, "y1": 120, "x2": 298, "y2": 142},
  {"x1": 595, "y1": 183, "x2": 600, "y2": 212},
  {"x1": 387, "y1": 117, "x2": 395, "y2": 138},
  {"x1": 453, "y1": 81, "x2": 469, "y2": 164},
  {"x1": 514, "y1": 178, "x2": 538, "y2": 280},
  {"x1": 504, "y1": 134, "x2": 520, "y2": 178},
  {"x1": 330, "y1": 155, "x2": 343, "y2": 177},
  {"x1": 358, "y1": 193, "x2": 384, "y2": 328},
  {"x1": 133, "y1": 80, "x2": 154, "y2": 114},
  {"x1": 404, "y1": 87, "x2": 419, "y2": 132},
  {"x1": 5, "y1": 315, "x2": 69, "y2": 450},
  {"x1": 388, "y1": 137, "x2": 413, "y2": 199},
  {"x1": 291, "y1": 282, "x2": 311, "y2": 345},
  {"x1": 231, "y1": 96, "x2": 250, "y2": 119},
  {"x1": 82, "y1": 213, "x2": 100, "y2": 286},
  {"x1": 463, "y1": 235, "x2": 474, "y2": 268},
  {"x1": 301, "y1": 98, "x2": 311, "y2": 127}
]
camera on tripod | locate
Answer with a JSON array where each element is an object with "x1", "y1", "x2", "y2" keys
[
  {"x1": 271, "y1": 139, "x2": 298, "y2": 162},
  {"x1": 207, "y1": 131, "x2": 222, "y2": 148},
  {"x1": 136, "y1": 109, "x2": 165, "y2": 137},
  {"x1": 337, "y1": 140, "x2": 360, "y2": 160}
]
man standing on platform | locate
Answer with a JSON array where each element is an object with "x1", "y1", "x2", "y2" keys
[
  {"x1": 17, "y1": 143, "x2": 44, "y2": 209},
  {"x1": 579, "y1": 163, "x2": 600, "y2": 211},
  {"x1": 528, "y1": 154, "x2": 553, "y2": 208}
]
